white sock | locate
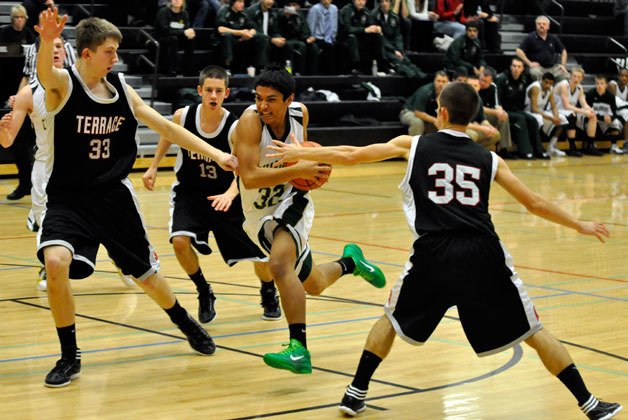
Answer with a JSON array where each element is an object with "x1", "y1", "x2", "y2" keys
[{"x1": 547, "y1": 136, "x2": 559, "y2": 151}]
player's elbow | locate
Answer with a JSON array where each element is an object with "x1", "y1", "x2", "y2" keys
[{"x1": 523, "y1": 195, "x2": 547, "y2": 216}]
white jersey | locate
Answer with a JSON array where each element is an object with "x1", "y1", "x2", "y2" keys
[
  {"x1": 29, "y1": 80, "x2": 53, "y2": 162},
  {"x1": 554, "y1": 79, "x2": 583, "y2": 110},
  {"x1": 525, "y1": 81, "x2": 552, "y2": 113},
  {"x1": 239, "y1": 101, "x2": 306, "y2": 215},
  {"x1": 609, "y1": 80, "x2": 628, "y2": 101}
]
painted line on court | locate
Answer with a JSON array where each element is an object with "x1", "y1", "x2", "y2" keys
[{"x1": 229, "y1": 345, "x2": 524, "y2": 419}]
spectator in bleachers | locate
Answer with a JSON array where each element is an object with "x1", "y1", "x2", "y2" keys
[
  {"x1": 187, "y1": 0, "x2": 219, "y2": 28},
  {"x1": 608, "y1": 67, "x2": 628, "y2": 151},
  {"x1": 478, "y1": 67, "x2": 516, "y2": 159},
  {"x1": 278, "y1": 0, "x2": 319, "y2": 75},
  {"x1": 515, "y1": 15, "x2": 569, "y2": 82},
  {"x1": 154, "y1": 0, "x2": 197, "y2": 76},
  {"x1": 371, "y1": 0, "x2": 404, "y2": 73},
  {"x1": 216, "y1": 0, "x2": 268, "y2": 72},
  {"x1": 433, "y1": 0, "x2": 466, "y2": 39},
  {"x1": 554, "y1": 67, "x2": 598, "y2": 157},
  {"x1": 406, "y1": 0, "x2": 437, "y2": 21},
  {"x1": 495, "y1": 57, "x2": 549, "y2": 159},
  {"x1": 0, "y1": 5, "x2": 36, "y2": 55},
  {"x1": 389, "y1": 0, "x2": 410, "y2": 50},
  {"x1": 445, "y1": 21, "x2": 485, "y2": 76},
  {"x1": 399, "y1": 70, "x2": 449, "y2": 135},
  {"x1": 524, "y1": 72, "x2": 569, "y2": 157},
  {"x1": 21, "y1": 0, "x2": 52, "y2": 32},
  {"x1": 463, "y1": 0, "x2": 500, "y2": 53},
  {"x1": 465, "y1": 74, "x2": 501, "y2": 149},
  {"x1": 585, "y1": 75, "x2": 625, "y2": 154},
  {"x1": 247, "y1": 0, "x2": 290, "y2": 67},
  {"x1": 307, "y1": 0, "x2": 338, "y2": 74},
  {"x1": 338, "y1": 0, "x2": 384, "y2": 74}
]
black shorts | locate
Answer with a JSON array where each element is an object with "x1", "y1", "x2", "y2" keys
[
  {"x1": 170, "y1": 189, "x2": 266, "y2": 266},
  {"x1": 384, "y1": 233, "x2": 542, "y2": 357},
  {"x1": 37, "y1": 180, "x2": 159, "y2": 280}
]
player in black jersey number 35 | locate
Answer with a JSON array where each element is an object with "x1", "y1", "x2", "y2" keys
[
  {"x1": 267, "y1": 82, "x2": 622, "y2": 419},
  {"x1": 35, "y1": 9, "x2": 238, "y2": 388}
]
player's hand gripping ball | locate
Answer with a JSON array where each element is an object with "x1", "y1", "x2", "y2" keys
[{"x1": 289, "y1": 141, "x2": 332, "y2": 191}]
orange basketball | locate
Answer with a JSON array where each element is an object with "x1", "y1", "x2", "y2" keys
[{"x1": 289, "y1": 141, "x2": 332, "y2": 191}]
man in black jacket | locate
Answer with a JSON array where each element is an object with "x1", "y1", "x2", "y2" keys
[
  {"x1": 338, "y1": 0, "x2": 384, "y2": 73},
  {"x1": 495, "y1": 57, "x2": 549, "y2": 159},
  {"x1": 445, "y1": 21, "x2": 485, "y2": 76}
]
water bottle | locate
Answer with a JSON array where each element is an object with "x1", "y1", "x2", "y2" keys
[
  {"x1": 285, "y1": 60, "x2": 292, "y2": 74},
  {"x1": 371, "y1": 59, "x2": 378, "y2": 76}
]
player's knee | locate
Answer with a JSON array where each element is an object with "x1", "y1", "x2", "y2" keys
[
  {"x1": 268, "y1": 258, "x2": 292, "y2": 282},
  {"x1": 44, "y1": 252, "x2": 71, "y2": 279},
  {"x1": 171, "y1": 236, "x2": 191, "y2": 255},
  {"x1": 303, "y1": 280, "x2": 323, "y2": 296}
]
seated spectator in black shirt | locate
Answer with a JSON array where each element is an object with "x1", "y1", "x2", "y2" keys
[
  {"x1": 154, "y1": 0, "x2": 196, "y2": 76},
  {"x1": 0, "y1": 5, "x2": 36, "y2": 55},
  {"x1": 21, "y1": 0, "x2": 52, "y2": 32},
  {"x1": 516, "y1": 15, "x2": 568, "y2": 82},
  {"x1": 495, "y1": 57, "x2": 549, "y2": 159},
  {"x1": 466, "y1": 74, "x2": 500, "y2": 149},
  {"x1": 247, "y1": 0, "x2": 290, "y2": 66},
  {"x1": 463, "y1": 0, "x2": 500, "y2": 52},
  {"x1": 445, "y1": 21, "x2": 485, "y2": 77},
  {"x1": 338, "y1": 0, "x2": 385, "y2": 73},
  {"x1": 217, "y1": 0, "x2": 269, "y2": 72},
  {"x1": 478, "y1": 67, "x2": 515, "y2": 158},
  {"x1": 586, "y1": 75, "x2": 626, "y2": 155},
  {"x1": 278, "y1": 0, "x2": 320, "y2": 75}
]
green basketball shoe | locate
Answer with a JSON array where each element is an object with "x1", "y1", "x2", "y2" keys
[
  {"x1": 263, "y1": 339, "x2": 312, "y2": 374},
  {"x1": 342, "y1": 244, "x2": 386, "y2": 288}
]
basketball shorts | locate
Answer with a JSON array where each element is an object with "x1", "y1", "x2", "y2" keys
[
  {"x1": 526, "y1": 111, "x2": 568, "y2": 137},
  {"x1": 242, "y1": 189, "x2": 314, "y2": 281},
  {"x1": 37, "y1": 178, "x2": 159, "y2": 281},
  {"x1": 169, "y1": 187, "x2": 267, "y2": 266},
  {"x1": 597, "y1": 118, "x2": 623, "y2": 135},
  {"x1": 559, "y1": 109, "x2": 588, "y2": 131},
  {"x1": 384, "y1": 233, "x2": 542, "y2": 357},
  {"x1": 27, "y1": 159, "x2": 49, "y2": 232}
]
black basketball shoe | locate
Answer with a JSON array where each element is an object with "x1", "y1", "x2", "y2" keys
[
  {"x1": 44, "y1": 350, "x2": 81, "y2": 388},
  {"x1": 198, "y1": 291, "x2": 216, "y2": 324},
  {"x1": 582, "y1": 398, "x2": 622, "y2": 420},
  {"x1": 260, "y1": 287, "x2": 282, "y2": 320},
  {"x1": 338, "y1": 386, "x2": 367, "y2": 416},
  {"x1": 179, "y1": 314, "x2": 216, "y2": 355}
]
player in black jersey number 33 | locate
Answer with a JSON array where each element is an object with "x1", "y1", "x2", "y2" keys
[{"x1": 35, "y1": 9, "x2": 238, "y2": 388}]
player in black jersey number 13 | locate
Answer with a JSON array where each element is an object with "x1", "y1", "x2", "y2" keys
[
  {"x1": 34, "y1": 9, "x2": 238, "y2": 388},
  {"x1": 268, "y1": 82, "x2": 621, "y2": 419}
]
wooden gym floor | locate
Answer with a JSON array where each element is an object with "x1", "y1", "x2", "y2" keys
[{"x1": 0, "y1": 156, "x2": 626, "y2": 419}]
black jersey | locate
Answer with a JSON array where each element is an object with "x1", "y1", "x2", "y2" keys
[
  {"x1": 174, "y1": 104, "x2": 237, "y2": 195},
  {"x1": 401, "y1": 130, "x2": 498, "y2": 238},
  {"x1": 46, "y1": 66, "x2": 138, "y2": 197}
]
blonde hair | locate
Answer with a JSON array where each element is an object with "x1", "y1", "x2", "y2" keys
[{"x1": 10, "y1": 5, "x2": 28, "y2": 20}]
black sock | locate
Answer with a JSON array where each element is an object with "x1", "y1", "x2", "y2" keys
[
  {"x1": 56, "y1": 324, "x2": 78, "y2": 359},
  {"x1": 557, "y1": 364, "x2": 592, "y2": 406},
  {"x1": 164, "y1": 300, "x2": 189, "y2": 325},
  {"x1": 260, "y1": 280, "x2": 275, "y2": 292},
  {"x1": 568, "y1": 138, "x2": 577, "y2": 149},
  {"x1": 336, "y1": 257, "x2": 356, "y2": 275},
  {"x1": 289, "y1": 323, "x2": 307, "y2": 348},
  {"x1": 189, "y1": 268, "x2": 210, "y2": 296},
  {"x1": 351, "y1": 350, "x2": 382, "y2": 391}
]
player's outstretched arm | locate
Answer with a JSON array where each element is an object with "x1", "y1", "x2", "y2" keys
[
  {"x1": 35, "y1": 8, "x2": 68, "y2": 103},
  {"x1": 266, "y1": 135, "x2": 413, "y2": 165},
  {"x1": 494, "y1": 156, "x2": 609, "y2": 242},
  {"x1": 141, "y1": 110, "x2": 183, "y2": 190},
  {"x1": 234, "y1": 110, "x2": 327, "y2": 189},
  {"x1": 129, "y1": 88, "x2": 238, "y2": 173},
  {"x1": 0, "y1": 85, "x2": 33, "y2": 148}
]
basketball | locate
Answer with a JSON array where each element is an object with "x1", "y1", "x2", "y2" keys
[{"x1": 289, "y1": 141, "x2": 332, "y2": 191}]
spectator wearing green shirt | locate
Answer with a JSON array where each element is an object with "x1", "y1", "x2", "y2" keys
[
  {"x1": 216, "y1": 0, "x2": 268, "y2": 72},
  {"x1": 278, "y1": 0, "x2": 320, "y2": 75},
  {"x1": 246, "y1": 0, "x2": 290, "y2": 67},
  {"x1": 399, "y1": 71, "x2": 449, "y2": 135},
  {"x1": 338, "y1": 0, "x2": 384, "y2": 73},
  {"x1": 445, "y1": 21, "x2": 486, "y2": 77}
]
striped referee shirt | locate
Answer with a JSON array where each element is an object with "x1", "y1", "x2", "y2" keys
[{"x1": 22, "y1": 40, "x2": 77, "y2": 84}]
